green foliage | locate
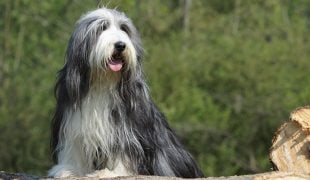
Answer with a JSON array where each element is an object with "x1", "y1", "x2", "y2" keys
[{"x1": 0, "y1": 0, "x2": 309, "y2": 176}]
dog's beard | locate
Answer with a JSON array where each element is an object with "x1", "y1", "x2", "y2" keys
[
  {"x1": 89, "y1": 49, "x2": 137, "y2": 85},
  {"x1": 89, "y1": 52, "x2": 137, "y2": 88}
]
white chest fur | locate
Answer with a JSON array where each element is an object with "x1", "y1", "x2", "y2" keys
[{"x1": 54, "y1": 86, "x2": 133, "y2": 176}]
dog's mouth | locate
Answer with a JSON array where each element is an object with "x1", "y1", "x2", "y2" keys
[{"x1": 107, "y1": 53, "x2": 124, "y2": 72}]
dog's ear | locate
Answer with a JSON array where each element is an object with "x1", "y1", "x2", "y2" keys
[
  {"x1": 133, "y1": 37, "x2": 143, "y2": 62},
  {"x1": 62, "y1": 22, "x2": 95, "y2": 107},
  {"x1": 126, "y1": 21, "x2": 144, "y2": 62}
]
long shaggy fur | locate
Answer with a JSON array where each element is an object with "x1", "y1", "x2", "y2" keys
[{"x1": 49, "y1": 7, "x2": 204, "y2": 178}]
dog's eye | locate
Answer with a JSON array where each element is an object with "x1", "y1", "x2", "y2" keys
[
  {"x1": 120, "y1": 24, "x2": 130, "y2": 35},
  {"x1": 96, "y1": 23, "x2": 108, "y2": 36},
  {"x1": 100, "y1": 24, "x2": 108, "y2": 31}
]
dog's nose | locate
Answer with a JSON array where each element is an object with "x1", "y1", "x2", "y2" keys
[{"x1": 114, "y1": 41, "x2": 126, "y2": 52}]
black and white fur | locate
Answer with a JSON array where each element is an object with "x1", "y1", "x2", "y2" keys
[{"x1": 49, "y1": 8, "x2": 204, "y2": 178}]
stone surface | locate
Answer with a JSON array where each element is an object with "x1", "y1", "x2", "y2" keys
[{"x1": 0, "y1": 171, "x2": 309, "y2": 180}]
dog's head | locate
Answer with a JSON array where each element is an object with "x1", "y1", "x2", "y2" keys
[{"x1": 65, "y1": 8, "x2": 143, "y2": 82}]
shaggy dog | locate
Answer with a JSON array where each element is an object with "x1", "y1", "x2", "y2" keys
[{"x1": 48, "y1": 7, "x2": 204, "y2": 178}]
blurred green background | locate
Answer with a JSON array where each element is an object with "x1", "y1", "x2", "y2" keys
[{"x1": 0, "y1": 0, "x2": 309, "y2": 176}]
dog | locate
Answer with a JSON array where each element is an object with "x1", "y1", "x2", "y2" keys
[{"x1": 48, "y1": 7, "x2": 204, "y2": 178}]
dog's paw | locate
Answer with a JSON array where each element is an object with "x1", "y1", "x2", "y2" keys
[
  {"x1": 48, "y1": 164, "x2": 75, "y2": 178},
  {"x1": 86, "y1": 169, "x2": 119, "y2": 178}
]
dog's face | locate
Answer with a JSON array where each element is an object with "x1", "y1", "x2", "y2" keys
[{"x1": 65, "y1": 8, "x2": 143, "y2": 79}]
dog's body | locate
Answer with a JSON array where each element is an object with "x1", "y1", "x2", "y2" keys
[{"x1": 49, "y1": 8, "x2": 204, "y2": 178}]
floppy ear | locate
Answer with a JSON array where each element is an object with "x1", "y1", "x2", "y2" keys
[
  {"x1": 63, "y1": 20, "x2": 97, "y2": 106},
  {"x1": 123, "y1": 18, "x2": 144, "y2": 62}
]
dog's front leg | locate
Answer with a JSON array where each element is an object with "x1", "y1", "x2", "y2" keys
[
  {"x1": 48, "y1": 142, "x2": 89, "y2": 177},
  {"x1": 48, "y1": 164, "x2": 76, "y2": 178}
]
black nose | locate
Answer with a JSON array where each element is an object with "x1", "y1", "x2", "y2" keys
[{"x1": 114, "y1": 41, "x2": 126, "y2": 52}]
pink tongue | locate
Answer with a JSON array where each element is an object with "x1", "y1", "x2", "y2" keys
[{"x1": 108, "y1": 60, "x2": 123, "y2": 72}]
